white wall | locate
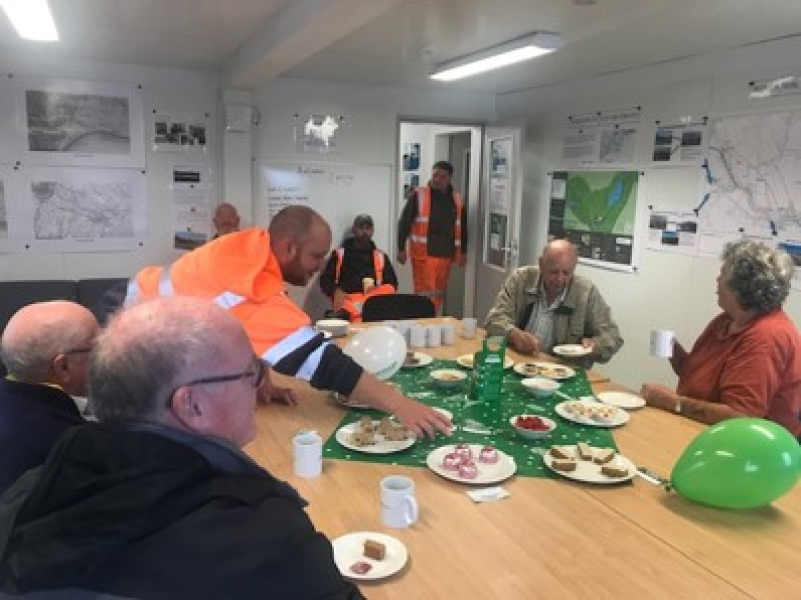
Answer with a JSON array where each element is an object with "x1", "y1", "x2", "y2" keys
[
  {"x1": 0, "y1": 55, "x2": 222, "y2": 281},
  {"x1": 493, "y1": 35, "x2": 801, "y2": 392}
]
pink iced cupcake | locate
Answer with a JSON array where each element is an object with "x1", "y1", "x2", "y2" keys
[
  {"x1": 458, "y1": 460, "x2": 479, "y2": 479},
  {"x1": 442, "y1": 452, "x2": 463, "y2": 471},
  {"x1": 479, "y1": 445, "x2": 499, "y2": 464},
  {"x1": 454, "y1": 443, "x2": 473, "y2": 460}
]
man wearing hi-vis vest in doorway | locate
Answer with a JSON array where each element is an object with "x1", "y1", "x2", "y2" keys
[
  {"x1": 319, "y1": 214, "x2": 398, "y2": 322},
  {"x1": 397, "y1": 160, "x2": 467, "y2": 313},
  {"x1": 124, "y1": 205, "x2": 450, "y2": 440}
]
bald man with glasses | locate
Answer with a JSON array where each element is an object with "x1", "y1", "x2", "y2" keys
[
  {"x1": 0, "y1": 297, "x2": 363, "y2": 599},
  {"x1": 0, "y1": 300, "x2": 98, "y2": 495}
]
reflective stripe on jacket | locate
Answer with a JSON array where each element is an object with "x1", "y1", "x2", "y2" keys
[
  {"x1": 409, "y1": 186, "x2": 463, "y2": 261},
  {"x1": 126, "y1": 228, "x2": 313, "y2": 362}
]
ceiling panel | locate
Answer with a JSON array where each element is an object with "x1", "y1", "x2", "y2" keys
[{"x1": 0, "y1": 0, "x2": 799, "y2": 93}]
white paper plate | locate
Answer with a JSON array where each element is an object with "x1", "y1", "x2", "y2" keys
[
  {"x1": 332, "y1": 531, "x2": 408, "y2": 581},
  {"x1": 542, "y1": 445, "x2": 636, "y2": 484},
  {"x1": 335, "y1": 420, "x2": 415, "y2": 454},
  {"x1": 455, "y1": 354, "x2": 514, "y2": 370},
  {"x1": 402, "y1": 352, "x2": 434, "y2": 369},
  {"x1": 597, "y1": 391, "x2": 646, "y2": 410},
  {"x1": 426, "y1": 444, "x2": 516, "y2": 485},
  {"x1": 552, "y1": 344, "x2": 592, "y2": 358},
  {"x1": 513, "y1": 361, "x2": 576, "y2": 380},
  {"x1": 554, "y1": 400, "x2": 630, "y2": 428}
]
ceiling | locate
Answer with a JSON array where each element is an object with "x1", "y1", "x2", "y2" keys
[{"x1": 2, "y1": 0, "x2": 801, "y2": 95}]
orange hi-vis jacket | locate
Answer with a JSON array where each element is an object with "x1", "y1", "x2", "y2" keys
[
  {"x1": 409, "y1": 186, "x2": 464, "y2": 261},
  {"x1": 333, "y1": 247, "x2": 395, "y2": 321},
  {"x1": 126, "y1": 228, "x2": 339, "y2": 383}
]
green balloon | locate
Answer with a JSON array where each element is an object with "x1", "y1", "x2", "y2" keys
[{"x1": 671, "y1": 418, "x2": 801, "y2": 509}]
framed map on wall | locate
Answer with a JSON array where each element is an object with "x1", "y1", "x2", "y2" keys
[{"x1": 547, "y1": 170, "x2": 642, "y2": 273}]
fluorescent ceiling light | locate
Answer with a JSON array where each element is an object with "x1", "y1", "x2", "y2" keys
[
  {"x1": 431, "y1": 32, "x2": 562, "y2": 82},
  {"x1": 1, "y1": 0, "x2": 59, "y2": 42}
]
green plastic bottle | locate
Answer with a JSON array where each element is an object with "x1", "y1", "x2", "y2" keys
[{"x1": 472, "y1": 336, "x2": 506, "y2": 402}]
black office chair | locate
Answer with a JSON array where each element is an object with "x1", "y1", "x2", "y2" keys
[{"x1": 361, "y1": 294, "x2": 435, "y2": 322}]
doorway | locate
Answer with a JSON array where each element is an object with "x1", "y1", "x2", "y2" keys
[{"x1": 396, "y1": 121, "x2": 482, "y2": 318}]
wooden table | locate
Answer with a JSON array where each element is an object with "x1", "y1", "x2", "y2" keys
[{"x1": 245, "y1": 319, "x2": 800, "y2": 599}]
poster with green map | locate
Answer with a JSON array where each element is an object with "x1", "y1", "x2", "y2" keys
[{"x1": 548, "y1": 170, "x2": 640, "y2": 271}]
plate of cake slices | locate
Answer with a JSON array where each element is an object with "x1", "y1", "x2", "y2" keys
[
  {"x1": 513, "y1": 361, "x2": 576, "y2": 380},
  {"x1": 336, "y1": 417, "x2": 415, "y2": 454},
  {"x1": 543, "y1": 443, "x2": 636, "y2": 484},
  {"x1": 426, "y1": 443, "x2": 516, "y2": 485},
  {"x1": 554, "y1": 400, "x2": 630, "y2": 428},
  {"x1": 332, "y1": 531, "x2": 408, "y2": 581}
]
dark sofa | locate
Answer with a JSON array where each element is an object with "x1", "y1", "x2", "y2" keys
[{"x1": 0, "y1": 278, "x2": 129, "y2": 332}]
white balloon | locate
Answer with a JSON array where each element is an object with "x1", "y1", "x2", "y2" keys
[{"x1": 342, "y1": 325, "x2": 407, "y2": 380}]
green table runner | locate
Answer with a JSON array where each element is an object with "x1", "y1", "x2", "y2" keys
[{"x1": 323, "y1": 359, "x2": 618, "y2": 478}]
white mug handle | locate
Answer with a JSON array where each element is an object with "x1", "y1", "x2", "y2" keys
[{"x1": 404, "y1": 495, "x2": 419, "y2": 525}]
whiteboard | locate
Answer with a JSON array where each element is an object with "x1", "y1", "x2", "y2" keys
[{"x1": 254, "y1": 159, "x2": 394, "y2": 318}]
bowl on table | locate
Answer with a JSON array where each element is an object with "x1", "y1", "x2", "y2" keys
[
  {"x1": 430, "y1": 369, "x2": 468, "y2": 389},
  {"x1": 520, "y1": 377, "x2": 561, "y2": 399},
  {"x1": 510, "y1": 415, "x2": 557, "y2": 440}
]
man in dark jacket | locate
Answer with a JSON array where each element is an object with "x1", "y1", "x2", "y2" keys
[
  {"x1": 0, "y1": 301, "x2": 97, "y2": 495},
  {"x1": 0, "y1": 297, "x2": 363, "y2": 600},
  {"x1": 319, "y1": 213, "x2": 398, "y2": 321},
  {"x1": 397, "y1": 160, "x2": 467, "y2": 313}
]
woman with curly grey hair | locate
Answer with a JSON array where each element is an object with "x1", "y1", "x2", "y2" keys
[{"x1": 641, "y1": 240, "x2": 800, "y2": 438}]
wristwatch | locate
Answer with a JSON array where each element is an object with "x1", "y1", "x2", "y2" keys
[{"x1": 674, "y1": 396, "x2": 683, "y2": 414}]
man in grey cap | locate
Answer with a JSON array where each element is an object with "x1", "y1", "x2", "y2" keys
[{"x1": 319, "y1": 213, "x2": 398, "y2": 321}]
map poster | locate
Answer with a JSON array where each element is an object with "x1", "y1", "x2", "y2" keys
[
  {"x1": 548, "y1": 170, "x2": 640, "y2": 272},
  {"x1": 697, "y1": 110, "x2": 801, "y2": 259},
  {"x1": 651, "y1": 118, "x2": 706, "y2": 165},
  {"x1": 562, "y1": 107, "x2": 641, "y2": 168},
  {"x1": 14, "y1": 165, "x2": 146, "y2": 252},
  {"x1": 646, "y1": 208, "x2": 699, "y2": 255},
  {"x1": 13, "y1": 77, "x2": 145, "y2": 168}
]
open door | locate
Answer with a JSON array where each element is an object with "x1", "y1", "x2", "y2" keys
[
  {"x1": 396, "y1": 121, "x2": 482, "y2": 318},
  {"x1": 473, "y1": 126, "x2": 523, "y2": 323}
]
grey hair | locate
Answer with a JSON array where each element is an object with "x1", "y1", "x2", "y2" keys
[
  {"x1": 89, "y1": 297, "x2": 236, "y2": 423},
  {"x1": 1, "y1": 316, "x2": 94, "y2": 382},
  {"x1": 721, "y1": 240, "x2": 793, "y2": 313}
]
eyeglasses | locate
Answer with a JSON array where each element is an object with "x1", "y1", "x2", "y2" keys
[{"x1": 165, "y1": 355, "x2": 266, "y2": 408}]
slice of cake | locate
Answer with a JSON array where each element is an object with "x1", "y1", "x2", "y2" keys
[
  {"x1": 549, "y1": 446, "x2": 573, "y2": 460},
  {"x1": 576, "y1": 442, "x2": 593, "y2": 461},
  {"x1": 551, "y1": 458, "x2": 577, "y2": 472},
  {"x1": 363, "y1": 539, "x2": 386, "y2": 560},
  {"x1": 601, "y1": 461, "x2": 629, "y2": 478},
  {"x1": 593, "y1": 448, "x2": 616, "y2": 464}
]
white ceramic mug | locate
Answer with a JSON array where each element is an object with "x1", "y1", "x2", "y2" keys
[
  {"x1": 461, "y1": 317, "x2": 478, "y2": 339},
  {"x1": 649, "y1": 329, "x2": 674, "y2": 358},
  {"x1": 381, "y1": 475, "x2": 419, "y2": 528},
  {"x1": 441, "y1": 323, "x2": 456, "y2": 346},
  {"x1": 293, "y1": 431, "x2": 322, "y2": 478},
  {"x1": 409, "y1": 324, "x2": 427, "y2": 348},
  {"x1": 427, "y1": 324, "x2": 442, "y2": 347}
]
